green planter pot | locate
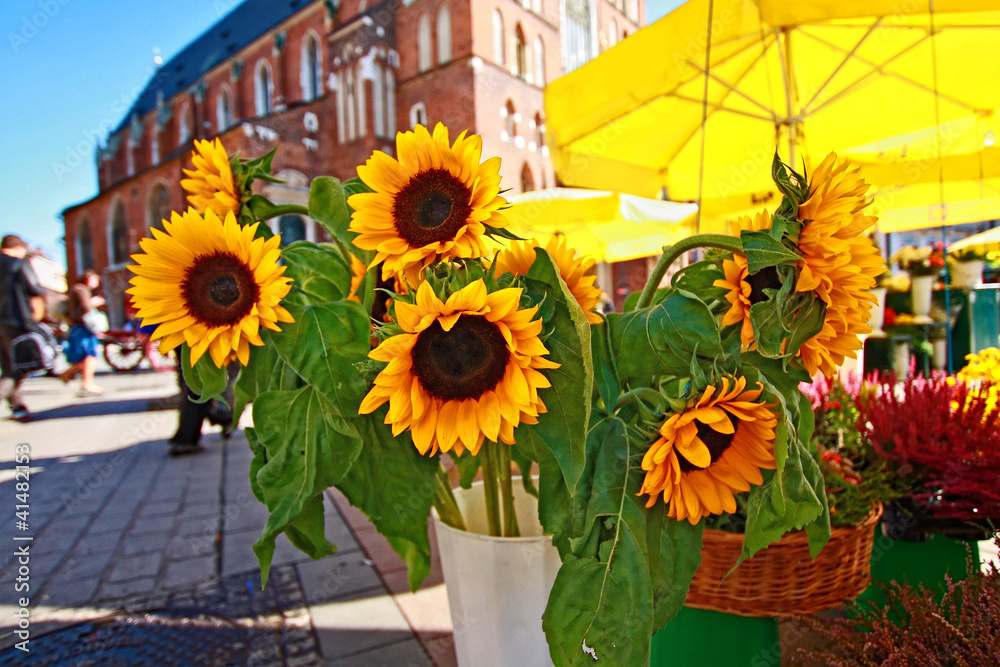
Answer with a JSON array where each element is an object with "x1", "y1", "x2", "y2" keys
[{"x1": 651, "y1": 608, "x2": 779, "y2": 667}]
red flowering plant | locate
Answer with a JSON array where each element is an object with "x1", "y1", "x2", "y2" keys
[
  {"x1": 860, "y1": 373, "x2": 1000, "y2": 532},
  {"x1": 801, "y1": 375, "x2": 900, "y2": 527}
]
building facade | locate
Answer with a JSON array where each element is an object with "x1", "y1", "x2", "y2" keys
[{"x1": 62, "y1": 0, "x2": 642, "y2": 326}]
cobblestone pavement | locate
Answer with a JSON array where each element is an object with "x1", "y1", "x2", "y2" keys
[{"x1": 0, "y1": 366, "x2": 437, "y2": 665}]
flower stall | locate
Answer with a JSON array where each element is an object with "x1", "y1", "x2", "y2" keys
[{"x1": 128, "y1": 129, "x2": 895, "y2": 665}]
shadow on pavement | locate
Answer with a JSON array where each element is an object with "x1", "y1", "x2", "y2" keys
[{"x1": 24, "y1": 397, "x2": 177, "y2": 421}]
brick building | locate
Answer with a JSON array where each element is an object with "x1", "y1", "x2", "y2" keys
[{"x1": 62, "y1": 0, "x2": 642, "y2": 326}]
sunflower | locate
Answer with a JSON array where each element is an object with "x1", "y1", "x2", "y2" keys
[
  {"x1": 358, "y1": 279, "x2": 558, "y2": 456},
  {"x1": 793, "y1": 153, "x2": 885, "y2": 376},
  {"x1": 713, "y1": 210, "x2": 774, "y2": 349},
  {"x1": 639, "y1": 376, "x2": 777, "y2": 524},
  {"x1": 492, "y1": 236, "x2": 604, "y2": 324},
  {"x1": 128, "y1": 208, "x2": 294, "y2": 367},
  {"x1": 347, "y1": 253, "x2": 368, "y2": 303},
  {"x1": 348, "y1": 123, "x2": 509, "y2": 285},
  {"x1": 180, "y1": 139, "x2": 242, "y2": 219}
]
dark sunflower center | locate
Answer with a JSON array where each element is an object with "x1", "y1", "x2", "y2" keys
[
  {"x1": 411, "y1": 315, "x2": 510, "y2": 402},
  {"x1": 182, "y1": 251, "x2": 260, "y2": 327},
  {"x1": 392, "y1": 168, "x2": 473, "y2": 247},
  {"x1": 676, "y1": 412, "x2": 739, "y2": 473},
  {"x1": 745, "y1": 266, "x2": 782, "y2": 305}
]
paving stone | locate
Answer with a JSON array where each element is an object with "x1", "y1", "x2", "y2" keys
[
  {"x1": 296, "y1": 553, "x2": 383, "y2": 604},
  {"x1": 309, "y1": 593, "x2": 414, "y2": 661},
  {"x1": 120, "y1": 532, "x2": 165, "y2": 557},
  {"x1": 97, "y1": 576, "x2": 157, "y2": 601},
  {"x1": 332, "y1": 638, "x2": 433, "y2": 667},
  {"x1": 42, "y1": 574, "x2": 101, "y2": 607},
  {"x1": 107, "y1": 552, "x2": 163, "y2": 583},
  {"x1": 167, "y1": 531, "x2": 218, "y2": 559},
  {"x1": 73, "y1": 530, "x2": 122, "y2": 557},
  {"x1": 163, "y1": 555, "x2": 216, "y2": 589},
  {"x1": 128, "y1": 513, "x2": 175, "y2": 535},
  {"x1": 50, "y1": 551, "x2": 114, "y2": 583},
  {"x1": 137, "y1": 498, "x2": 183, "y2": 518}
]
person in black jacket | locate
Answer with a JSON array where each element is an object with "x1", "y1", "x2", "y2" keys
[{"x1": 0, "y1": 235, "x2": 44, "y2": 422}]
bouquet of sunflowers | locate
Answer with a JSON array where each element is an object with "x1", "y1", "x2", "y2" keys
[{"x1": 128, "y1": 126, "x2": 884, "y2": 665}]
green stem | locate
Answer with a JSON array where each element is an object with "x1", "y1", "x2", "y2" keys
[
  {"x1": 637, "y1": 234, "x2": 744, "y2": 310},
  {"x1": 481, "y1": 443, "x2": 502, "y2": 537},
  {"x1": 261, "y1": 203, "x2": 311, "y2": 219},
  {"x1": 497, "y1": 444, "x2": 520, "y2": 537},
  {"x1": 433, "y1": 470, "x2": 466, "y2": 532}
]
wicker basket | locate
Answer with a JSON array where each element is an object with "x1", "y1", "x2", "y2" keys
[{"x1": 685, "y1": 504, "x2": 883, "y2": 617}]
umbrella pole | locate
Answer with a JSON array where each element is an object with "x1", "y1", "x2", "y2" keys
[{"x1": 778, "y1": 27, "x2": 797, "y2": 169}]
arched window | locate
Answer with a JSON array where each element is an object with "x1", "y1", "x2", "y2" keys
[
  {"x1": 147, "y1": 183, "x2": 171, "y2": 232},
  {"x1": 255, "y1": 60, "x2": 273, "y2": 116},
  {"x1": 503, "y1": 100, "x2": 517, "y2": 140},
  {"x1": 217, "y1": 85, "x2": 234, "y2": 132},
  {"x1": 77, "y1": 217, "x2": 94, "y2": 272},
  {"x1": 301, "y1": 32, "x2": 322, "y2": 101},
  {"x1": 534, "y1": 112, "x2": 545, "y2": 149},
  {"x1": 179, "y1": 102, "x2": 193, "y2": 143},
  {"x1": 437, "y1": 5, "x2": 452, "y2": 64},
  {"x1": 608, "y1": 19, "x2": 617, "y2": 48},
  {"x1": 533, "y1": 36, "x2": 545, "y2": 86},
  {"x1": 520, "y1": 164, "x2": 534, "y2": 193},
  {"x1": 409, "y1": 102, "x2": 427, "y2": 129},
  {"x1": 514, "y1": 25, "x2": 527, "y2": 78},
  {"x1": 625, "y1": 0, "x2": 638, "y2": 21},
  {"x1": 492, "y1": 10, "x2": 504, "y2": 65},
  {"x1": 278, "y1": 215, "x2": 307, "y2": 246},
  {"x1": 109, "y1": 200, "x2": 129, "y2": 266},
  {"x1": 418, "y1": 13, "x2": 432, "y2": 72},
  {"x1": 564, "y1": 0, "x2": 594, "y2": 73}
]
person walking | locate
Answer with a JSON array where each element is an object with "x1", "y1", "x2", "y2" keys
[
  {"x1": 58, "y1": 269, "x2": 104, "y2": 396},
  {"x1": 0, "y1": 235, "x2": 44, "y2": 422}
]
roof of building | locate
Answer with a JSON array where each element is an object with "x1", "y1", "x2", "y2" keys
[{"x1": 114, "y1": 0, "x2": 319, "y2": 134}]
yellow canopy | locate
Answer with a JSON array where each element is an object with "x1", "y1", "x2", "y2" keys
[
  {"x1": 546, "y1": 0, "x2": 1000, "y2": 233},
  {"x1": 947, "y1": 224, "x2": 1000, "y2": 255},
  {"x1": 503, "y1": 188, "x2": 698, "y2": 263}
]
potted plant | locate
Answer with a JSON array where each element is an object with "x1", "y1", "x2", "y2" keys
[
  {"x1": 127, "y1": 134, "x2": 886, "y2": 666},
  {"x1": 948, "y1": 246, "x2": 988, "y2": 288},
  {"x1": 790, "y1": 539, "x2": 1000, "y2": 666},
  {"x1": 891, "y1": 244, "x2": 945, "y2": 319}
]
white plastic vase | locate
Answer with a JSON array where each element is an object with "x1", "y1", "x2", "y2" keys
[
  {"x1": 910, "y1": 275, "x2": 935, "y2": 317},
  {"x1": 433, "y1": 480, "x2": 560, "y2": 667},
  {"x1": 950, "y1": 260, "x2": 984, "y2": 288},
  {"x1": 867, "y1": 287, "x2": 887, "y2": 333}
]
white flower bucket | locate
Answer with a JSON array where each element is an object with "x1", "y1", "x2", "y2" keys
[
  {"x1": 932, "y1": 338, "x2": 948, "y2": 370},
  {"x1": 950, "y1": 260, "x2": 984, "y2": 288},
  {"x1": 867, "y1": 287, "x2": 887, "y2": 333},
  {"x1": 433, "y1": 480, "x2": 560, "y2": 667},
  {"x1": 910, "y1": 275, "x2": 935, "y2": 317}
]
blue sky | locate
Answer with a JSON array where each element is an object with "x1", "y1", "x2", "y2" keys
[{"x1": 1, "y1": 0, "x2": 684, "y2": 267}]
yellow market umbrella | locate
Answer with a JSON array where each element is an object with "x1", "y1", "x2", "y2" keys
[
  {"x1": 503, "y1": 188, "x2": 698, "y2": 263},
  {"x1": 946, "y1": 224, "x2": 1000, "y2": 255},
  {"x1": 546, "y1": 0, "x2": 1000, "y2": 234}
]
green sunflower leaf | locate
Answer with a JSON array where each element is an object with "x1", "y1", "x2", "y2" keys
[
  {"x1": 251, "y1": 386, "x2": 363, "y2": 585},
  {"x1": 180, "y1": 345, "x2": 229, "y2": 403},
  {"x1": 233, "y1": 332, "x2": 301, "y2": 422},
  {"x1": 591, "y1": 322, "x2": 620, "y2": 410},
  {"x1": 336, "y1": 409, "x2": 440, "y2": 592},
  {"x1": 308, "y1": 176, "x2": 357, "y2": 247},
  {"x1": 741, "y1": 230, "x2": 802, "y2": 274},
  {"x1": 271, "y1": 300, "x2": 371, "y2": 418},
  {"x1": 524, "y1": 248, "x2": 593, "y2": 495},
  {"x1": 281, "y1": 242, "x2": 353, "y2": 303},
  {"x1": 608, "y1": 290, "x2": 722, "y2": 386},
  {"x1": 644, "y1": 501, "x2": 704, "y2": 630},
  {"x1": 543, "y1": 417, "x2": 654, "y2": 666}
]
